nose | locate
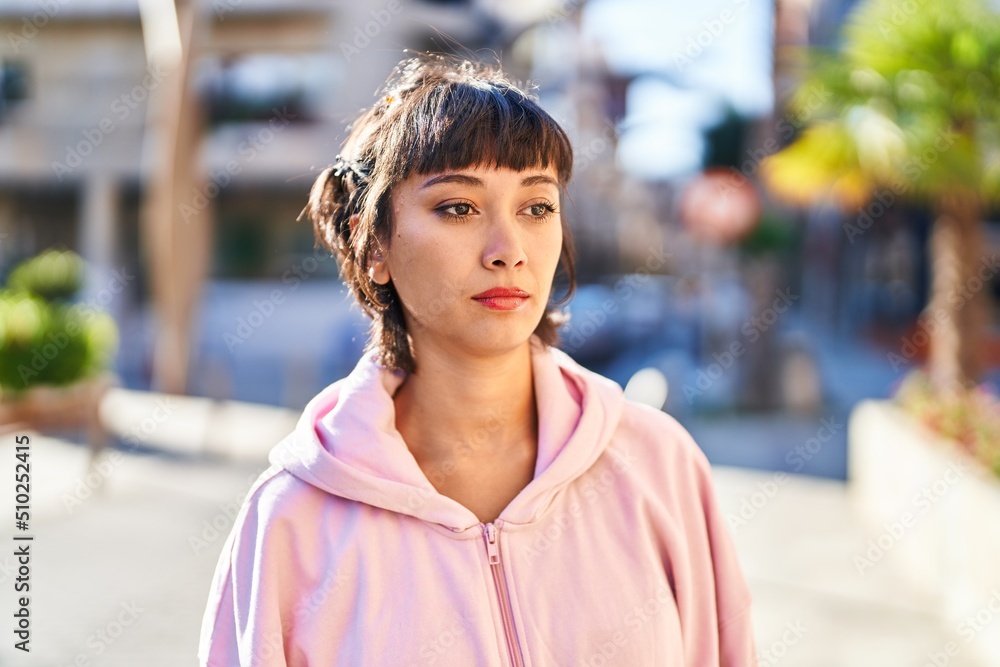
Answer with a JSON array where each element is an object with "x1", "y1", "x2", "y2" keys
[{"x1": 482, "y1": 211, "x2": 527, "y2": 269}]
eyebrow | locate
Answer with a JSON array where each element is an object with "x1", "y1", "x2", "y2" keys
[{"x1": 419, "y1": 173, "x2": 559, "y2": 190}]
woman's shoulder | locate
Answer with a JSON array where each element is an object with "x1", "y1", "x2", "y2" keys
[
  {"x1": 611, "y1": 398, "x2": 712, "y2": 476},
  {"x1": 562, "y1": 352, "x2": 711, "y2": 478},
  {"x1": 233, "y1": 464, "x2": 334, "y2": 531}
]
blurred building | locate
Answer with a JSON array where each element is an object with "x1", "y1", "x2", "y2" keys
[
  {"x1": 0, "y1": 0, "x2": 493, "y2": 287},
  {"x1": 0, "y1": 0, "x2": 638, "y2": 404}
]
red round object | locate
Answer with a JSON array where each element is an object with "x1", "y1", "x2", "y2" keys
[{"x1": 679, "y1": 168, "x2": 762, "y2": 244}]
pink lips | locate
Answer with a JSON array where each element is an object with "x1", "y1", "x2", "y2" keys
[{"x1": 471, "y1": 287, "x2": 530, "y2": 311}]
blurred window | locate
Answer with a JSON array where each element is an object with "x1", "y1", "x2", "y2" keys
[
  {"x1": 214, "y1": 213, "x2": 269, "y2": 279},
  {"x1": 198, "y1": 54, "x2": 326, "y2": 126},
  {"x1": 0, "y1": 60, "x2": 29, "y2": 117}
]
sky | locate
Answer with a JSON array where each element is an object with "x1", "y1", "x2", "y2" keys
[{"x1": 581, "y1": 0, "x2": 774, "y2": 180}]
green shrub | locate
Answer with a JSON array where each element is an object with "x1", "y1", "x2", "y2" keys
[
  {"x1": 6, "y1": 248, "x2": 85, "y2": 302},
  {"x1": 0, "y1": 250, "x2": 119, "y2": 395}
]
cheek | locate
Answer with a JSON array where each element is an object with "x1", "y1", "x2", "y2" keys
[
  {"x1": 533, "y1": 224, "x2": 564, "y2": 273},
  {"x1": 391, "y1": 231, "x2": 471, "y2": 306}
]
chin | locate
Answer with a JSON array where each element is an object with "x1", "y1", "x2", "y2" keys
[{"x1": 456, "y1": 322, "x2": 537, "y2": 355}]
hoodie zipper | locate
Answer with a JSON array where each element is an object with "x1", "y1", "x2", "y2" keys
[{"x1": 482, "y1": 521, "x2": 525, "y2": 667}]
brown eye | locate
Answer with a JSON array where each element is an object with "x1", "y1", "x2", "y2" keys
[
  {"x1": 435, "y1": 202, "x2": 477, "y2": 221},
  {"x1": 524, "y1": 202, "x2": 557, "y2": 220}
]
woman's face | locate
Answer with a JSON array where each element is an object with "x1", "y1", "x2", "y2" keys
[{"x1": 375, "y1": 164, "x2": 563, "y2": 358}]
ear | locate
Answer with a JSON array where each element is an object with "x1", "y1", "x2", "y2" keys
[
  {"x1": 370, "y1": 244, "x2": 390, "y2": 285},
  {"x1": 350, "y1": 214, "x2": 391, "y2": 285},
  {"x1": 369, "y1": 260, "x2": 390, "y2": 285}
]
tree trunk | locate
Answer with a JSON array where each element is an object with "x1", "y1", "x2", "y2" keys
[
  {"x1": 926, "y1": 188, "x2": 986, "y2": 393},
  {"x1": 140, "y1": 0, "x2": 211, "y2": 395}
]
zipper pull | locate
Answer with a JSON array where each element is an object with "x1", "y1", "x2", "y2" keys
[{"x1": 483, "y1": 522, "x2": 500, "y2": 564}]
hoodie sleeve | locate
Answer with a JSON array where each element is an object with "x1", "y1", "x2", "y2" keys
[
  {"x1": 638, "y1": 408, "x2": 759, "y2": 666},
  {"x1": 683, "y1": 422, "x2": 759, "y2": 667},
  {"x1": 198, "y1": 467, "x2": 290, "y2": 667}
]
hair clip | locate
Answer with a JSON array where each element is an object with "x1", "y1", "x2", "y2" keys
[{"x1": 332, "y1": 154, "x2": 371, "y2": 182}]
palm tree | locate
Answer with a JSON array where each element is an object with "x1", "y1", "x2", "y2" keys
[{"x1": 761, "y1": 0, "x2": 1000, "y2": 394}]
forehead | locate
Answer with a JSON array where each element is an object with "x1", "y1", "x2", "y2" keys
[{"x1": 400, "y1": 165, "x2": 560, "y2": 192}]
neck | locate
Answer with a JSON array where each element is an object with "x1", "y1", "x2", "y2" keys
[{"x1": 392, "y1": 337, "x2": 538, "y2": 469}]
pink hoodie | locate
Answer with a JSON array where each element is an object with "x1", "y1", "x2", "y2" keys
[{"x1": 198, "y1": 335, "x2": 758, "y2": 666}]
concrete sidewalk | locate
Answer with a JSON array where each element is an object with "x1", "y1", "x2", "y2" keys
[
  {"x1": 713, "y1": 468, "x2": 991, "y2": 667},
  {"x1": 0, "y1": 433, "x2": 988, "y2": 666}
]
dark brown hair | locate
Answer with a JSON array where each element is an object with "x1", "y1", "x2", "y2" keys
[{"x1": 300, "y1": 52, "x2": 577, "y2": 374}]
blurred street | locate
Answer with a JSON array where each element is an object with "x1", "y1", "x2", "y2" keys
[
  {"x1": 0, "y1": 430, "x2": 990, "y2": 667},
  {"x1": 2, "y1": 0, "x2": 999, "y2": 664}
]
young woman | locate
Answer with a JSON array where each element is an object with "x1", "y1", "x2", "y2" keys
[{"x1": 199, "y1": 53, "x2": 758, "y2": 666}]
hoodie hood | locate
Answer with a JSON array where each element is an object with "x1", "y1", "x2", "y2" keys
[{"x1": 268, "y1": 334, "x2": 624, "y2": 534}]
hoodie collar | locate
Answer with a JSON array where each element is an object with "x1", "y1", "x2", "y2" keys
[{"x1": 268, "y1": 334, "x2": 624, "y2": 535}]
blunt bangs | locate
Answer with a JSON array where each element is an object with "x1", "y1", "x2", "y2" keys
[{"x1": 375, "y1": 77, "x2": 574, "y2": 187}]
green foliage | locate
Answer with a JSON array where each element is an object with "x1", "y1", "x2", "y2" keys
[
  {"x1": 738, "y1": 212, "x2": 799, "y2": 257},
  {"x1": 6, "y1": 248, "x2": 85, "y2": 301},
  {"x1": 0, "y1": 250, "x2": 118, "y2": 394},
  {"x1": 764, "y1": 0, "x2": 1000, "y2": 207}
]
